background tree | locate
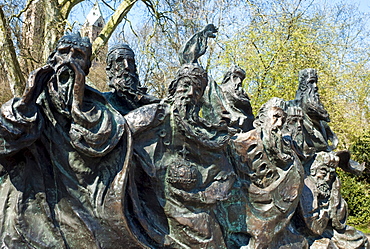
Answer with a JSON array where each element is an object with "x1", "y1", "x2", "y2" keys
[{"x1": 0, "y1": 0, "x2": 138, "y2": 98}]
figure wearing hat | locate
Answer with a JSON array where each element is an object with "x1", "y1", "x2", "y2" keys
[{"x1": 104, "y1": 44, "x2": 159, "y2": 115}]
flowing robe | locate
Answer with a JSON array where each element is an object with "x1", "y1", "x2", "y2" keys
[
  {"x1": 124, "y1": 102, "x2": 235, "y2": 248},
  {"x1": 0, "y1": 68, "x2": 142, "y2": 248}
]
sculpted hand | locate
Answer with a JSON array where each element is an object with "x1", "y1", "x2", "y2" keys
[
  {"x1": 69, "y1": 60, "x2": 86, "y2": 110},
  {"x1": 21, "y1": 65, "x2": 54, "y2": 105}
]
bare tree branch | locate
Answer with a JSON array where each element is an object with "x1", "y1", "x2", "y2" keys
[
  {"x1": 101, "y1": 0, "x2": 116, "y2": 11},
  {"x1": 11, "y1": 0, "x2": 37, "y2": 19},
  {"x1": 91, "y1": 0, "x2": 139, "y2": 60}
]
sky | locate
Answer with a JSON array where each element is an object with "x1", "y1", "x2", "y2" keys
[
  {"x1": 68, "y1": 0, "x2": 370, "y2": 47},
  {"x1": 358, "y1": 0, "x2": 370, "y2": 12},
  {"x1": 71, "y1": 0, "x2": 370, "y2": 26}
]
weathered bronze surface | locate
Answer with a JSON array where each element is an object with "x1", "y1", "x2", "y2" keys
[{"x1": 0, "y1": 27, "x2": 368, "y2": 249}]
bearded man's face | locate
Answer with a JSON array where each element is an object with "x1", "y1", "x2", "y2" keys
[
  {"x1": 299, "y1": 77, "x2": 329, "y2": 122},
  {"x1": 175, "y1": 77, "x2": 203, "y2": 105},
  {"x1": 312, "y1": 165, "x2": 334, "y2": 199},
  {"x1": 51, "y1": 43, "x2": 90, "y2": 73},
  {"x1": 107, "y1": 49, "x2": 139, "y2": 94},
  {"x1": 47, "y1": 43, "x2": 91, "y2": 112},
  {"x1": 261, "y1": 107, "x2": 294, "y2": 165},
  {"x1": 172, "y1": 76, "x2": 204, "y2": 121}
]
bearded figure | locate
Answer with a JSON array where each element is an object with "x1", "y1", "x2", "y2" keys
[
  {"x1": 0, "y1": 33, "x2": 142, "y2": 248},
  {"x1": 104, "y1": 44, "x2": 159, "y2": 115},
  {"x1": 228, "y1": 97, "x2": 307, "y2": 249},
  {"x1": 122, "y1": 25, "x2": 237, "y2": 248},
  {"x1": 288, "y1": 68, "x2": 364, "y2": 175},
  {"x1": 287, "y1": 69, "x2": 368, "y2": 248},
  {"x1": 124, "y1": 62, "x2": 235, "y2": 248},
  {"x1": 202, "y1": 65, "x2": 254, "y2": 133},
  {"x1": 296, "y1": 152, "x2": 369, "y2": 249},
  {"x1": 288, "y1": 68, "x2": 338, "y2": 158}
]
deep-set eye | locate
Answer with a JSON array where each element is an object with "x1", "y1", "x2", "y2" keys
[
  {"x1": 58, "y1": 48, "x2": 69, "y2": 54},
  {"x1": 74, "y1": 51, "x2": 85, "y2": 60}
]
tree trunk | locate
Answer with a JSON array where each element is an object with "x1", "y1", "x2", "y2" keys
[
  {"x1": 1, "y1": 0, "x2": 140, "y2": 98},
  {"x1": 0, "y1": 6, "x2": 26, "y2": 97},
  {"x1": 42, "y1": 0, "x2": 84, "y2": 63}
]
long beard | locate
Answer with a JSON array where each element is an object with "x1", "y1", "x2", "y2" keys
[
  {"x1": 316, "y1": 179, "x2": 331, "y2": 199},
  {"x1": 302, "y1": 90, "x2": 329, "y2": 122},
  {"x1": 110, "y1": 72, "x2": 139, "y2": 95},
  {"x1": 172, "y1": 93, "x2": 200, "y2": 122},
  {"x1": 264, "y1": 128, "x2": 293, "y2": 167}
]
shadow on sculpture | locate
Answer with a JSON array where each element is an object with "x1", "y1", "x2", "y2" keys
[{"x1": 0, "y1": 26, "x2": 368, "y2": 249}]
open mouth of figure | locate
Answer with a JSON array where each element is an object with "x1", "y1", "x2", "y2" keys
[{"x1": 58, "y1": 65, "x2": 75, "y2": 85}]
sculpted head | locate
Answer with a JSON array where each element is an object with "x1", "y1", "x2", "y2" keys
[
  {"x1": 285, "y1": 106, "x2": 303, "y2": 140},
  {"x1": 310, "y1": 152, "x2": 339, "y2": 199},
  {"x1": 168, "y1": 63, "x2": 208, "y2": 106},
  {"x1": 296, "y1": 68, "x2": 318, "y2": 100},
  {"x1": 254, "y1": 97, "x2": 286, "y2": 133},
  {"x1": 47, "y1": 32, "x2": 92, "y2": 75},
  {"x1": 167, "y1": 63, "x2": 207, "y2": 120},
  {"x1": 295, "y1": 68, "x2": 329, "y2": 121},
  {"x1": 254, "y1": 98, "x2": 297, "y2": 165},
  {"x1": 106, "y1": 44, "x2": 139, "y2": 94},
  {"x1": 221, "y1": 65, "x2": 246, "y2": 89},
  {"x1": 46, "y1": 33, "x2": 92, "y2": 111}
]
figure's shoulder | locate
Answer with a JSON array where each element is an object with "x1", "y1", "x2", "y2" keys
[
  {"x1": 83, "y1": 85, "x2": 111, "y2": 105},
  {"x1": 125, "y1": 102, "x2": 170, "y2": 134}
]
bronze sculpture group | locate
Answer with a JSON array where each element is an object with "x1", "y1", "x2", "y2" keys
[{"x1": 0, "y1": 25, "x2": 368, "y2": 249}]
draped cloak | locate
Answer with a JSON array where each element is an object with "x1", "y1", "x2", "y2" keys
[{"x1": 0, "y1": 68, "x2": 143, "y2": 248}]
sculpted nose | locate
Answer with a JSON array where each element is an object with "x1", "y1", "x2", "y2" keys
[
  {"x1": 69, "y1": 47, "x2": 74, "y2": 55},
  {"x1": 123, "y1": 59, "x2": 130, "y2": 70},
  {"x1": 66, "y1": 47, "x2": 76, "y2": 62},
  {"x1": 276, "y1": 118, "x2": 283, "y2": 128},
  {"x1": 187, "y1": 86, "x2": 194, "y2": 96}
]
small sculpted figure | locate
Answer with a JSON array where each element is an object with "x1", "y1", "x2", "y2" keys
[
  {"x1": 104, "y1": 44, "x2": 159, "y2": 115},
  {"x1": 0, "y1": 33, "x2": 142, "y2": 248},
  {"x1": 123, "y1": 25, "x2": 236, "y2": 248},
  {"x1": 202, "y1": 64, "x2": 254, "y2": 132},
  {"x1": 178, "y1": 24, "x2": 218, "y2": 65},
  {"x1": 297, "y1": 152, "x2": 369, "y2": 249},
  {"x1": 230, "y1": 97, "x2": 307, "y2": 249}
]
